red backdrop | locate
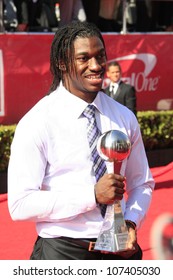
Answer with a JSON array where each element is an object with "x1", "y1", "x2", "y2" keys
[{"x1": 0, "y1": 33, "x2": 173, "y2": 124}]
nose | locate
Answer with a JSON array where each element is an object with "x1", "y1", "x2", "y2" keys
[{"x1": 88, "y1": 57, "x2": 102, "y2": 71}]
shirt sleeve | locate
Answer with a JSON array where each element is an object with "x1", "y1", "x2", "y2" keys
[
  {"x1": 8, "y1": 118, "x2": 96, "y2": 222},
  {"x1": 123, "y1": 120, "x2": 155, "y2": 229}
]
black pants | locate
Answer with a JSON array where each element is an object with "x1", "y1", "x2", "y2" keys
[{"x1": 30, "y1": 236, "x2": 143, "y2": 260}]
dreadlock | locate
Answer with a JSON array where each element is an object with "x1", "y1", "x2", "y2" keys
[{"x1": 49, "y1": 21, "x2": 106, "y2": 93}]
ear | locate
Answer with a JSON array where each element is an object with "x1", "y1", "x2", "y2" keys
[
  {"x1": 59, "y1": 62, "x2": 66, "y2": 71},
  {"x1": 106, "y1": 71, "x2": 110, "y2": 78}
]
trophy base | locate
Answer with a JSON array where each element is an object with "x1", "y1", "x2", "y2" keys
[
  {"x1": 94, "y1": 232, "x2": 129, "y2": 252},
  {"x1": 94, "y1": 203, "x2": 129, "y2": 253}
]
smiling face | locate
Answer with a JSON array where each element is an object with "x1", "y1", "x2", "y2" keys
[{"x1": 63, "y1": 36, "x2": 107, "y2": 103}]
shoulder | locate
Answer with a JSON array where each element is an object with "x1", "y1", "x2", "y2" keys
[
  {"x1": 100, "y1": 91, "x2": 135, "y2": 116},
  {"x1": 120, "y1": 81, "x2": 135, "y2": 90},
  {"x1": 120, "y1": 81, "x2": 136, "y2": 94},
  {"x1": 18, "y1": 90, "x2": 59, "y2": 127},
  {"x1": 99, "y1": 92, "x2": 139, "y2": 134}
]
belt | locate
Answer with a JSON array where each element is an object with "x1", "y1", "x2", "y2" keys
[
  {"x1": 57, "y1": 236, "x2": 97, "y2": 252},
  {"x1": 37, "y1": 235, "x2": 97, "y2": 252}
]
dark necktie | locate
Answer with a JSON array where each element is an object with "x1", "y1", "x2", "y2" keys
[
  {"x1": 110, "y1": 85, "x2": 114, "y2": 98},
  {"x1": 83, "y1": 104, "x2": 107, "y2": 217}
]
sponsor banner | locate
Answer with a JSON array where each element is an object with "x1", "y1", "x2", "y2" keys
[
  {"x1": 0, "y1": 33, "x2": 173, "y2": 124},
  {"x1": 103, "y1": 34, "x2": 173, "y2": 112}
]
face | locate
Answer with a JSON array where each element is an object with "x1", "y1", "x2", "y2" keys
[
  {"x1": 106, "y1": 65, "x2": 121, "y2": 83},
  {"x1": 63, "y1": 36, "x2": 107, "y2": 103}
]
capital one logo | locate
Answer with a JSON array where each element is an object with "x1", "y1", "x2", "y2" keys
[
  {"x1": 104, "y1": 53, "x2": 159, "y2": 93},
  {"x1": 0, "y1": 50, "x2": 4, "y2": 116}
]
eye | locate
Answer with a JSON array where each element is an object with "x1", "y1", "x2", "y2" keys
[
  {"x1": 99, "y1": 53, "x2": 106, "y2": 58},
  {"x1": 77, "y1": 56, "x2": 88, "y2": 62},
  {"x1": 97, "y1": 52, "x2": 106, "y2": 60}
]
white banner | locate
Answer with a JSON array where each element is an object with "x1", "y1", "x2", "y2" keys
[{"x1": 0, "y1": 260, "x2": 172, "y2": 280}]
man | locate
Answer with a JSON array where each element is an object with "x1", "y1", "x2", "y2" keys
[
  {"x1": 8, "y1": 21, "x2": 154, "y2": 260},
  {"x1": 104, "y1": 61, "x2": 137, "y2": 115}
]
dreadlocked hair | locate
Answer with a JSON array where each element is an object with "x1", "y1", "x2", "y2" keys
[{"x1": 49, "y1": 21, "x2": 105, "y2": 93}]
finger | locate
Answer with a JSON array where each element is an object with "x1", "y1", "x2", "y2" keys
[
  {"x1": 114, "y1": 193, "x2": 124, "y2": 200},
  {"x1": 113, "y1": 185, "x2": 125, "y2": 200},
  {"x1": 110, "y1": 179, "x2": 125, "y2": 189},
  {"x1": 108, "y1": 173, "x2": 125, "y2": 182},
  {"x1": 114, "y1": 185, "x2": 125, "y2": 194},
  {"x1": 108, "y1": 186, "x2": 125, "y2": 201},
  {"x1": 127, "y1": 228, "x2": 137, "y2": 248}
]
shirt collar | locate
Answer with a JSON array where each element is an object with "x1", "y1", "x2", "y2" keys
[
  {"x1": 56, "y1": 82, "x2": 104, "y2": 119},
  {"x1": 110, "y1": 81, "x2": 120, "y2": 88}
]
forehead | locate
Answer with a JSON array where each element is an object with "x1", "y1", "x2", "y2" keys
[{"x1": 73, "y1": 36, "x2": 105, "y2": 54}]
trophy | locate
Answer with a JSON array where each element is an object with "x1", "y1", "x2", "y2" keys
[{"x1": 94, "y1": 130, "x2": 131, "y2": 253}]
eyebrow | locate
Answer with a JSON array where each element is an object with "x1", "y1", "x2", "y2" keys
[{"x1": 76, "y1": 48, "x2": 106, "y2": 55}]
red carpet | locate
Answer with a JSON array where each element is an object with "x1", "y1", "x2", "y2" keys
[
  {"x1": 138, "y1": 162, "x2": 173, "y2": 259},
  {"x1": 0, "y1": 162, "x2": 173, "y2": 260}
]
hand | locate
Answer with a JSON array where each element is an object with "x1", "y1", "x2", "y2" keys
[
  {"x1": 116, "y1": 226, "x2": 138, "y2": 258},
  {"x1": 94, "y1": 173, "x2": 126, "y2": 204},
  {"x1": 126, "y1": 226, "x2": 137, "y2": 250},
  {"x1": 101, "y1": 227, "x2": 138, "y2": 257}
]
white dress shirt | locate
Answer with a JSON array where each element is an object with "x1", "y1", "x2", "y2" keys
[
  {"x1": 8, "y1": 83, "x2": 155, "y2": 238},
  {"x1": 110, "y1": 82, "x2": 119, "y2": 95}
]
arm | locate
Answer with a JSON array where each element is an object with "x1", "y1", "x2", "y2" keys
[
  {"x1": 8, "y1": 119, "x2": 96, "y2": 222},
  {"x1": 122, "y1": 119, "x2": 154, "y2": 254},
  {"x1": 124, "y1": 120, "x2": 155, "y2": 229}
]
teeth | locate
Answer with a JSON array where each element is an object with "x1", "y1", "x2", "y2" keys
[{"x1": 87, "y1": 75, "x2": 101, "y2": 79}]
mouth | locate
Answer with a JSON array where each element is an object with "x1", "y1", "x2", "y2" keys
[
  {"x1": 85, "y1": 73, "x2": 104, "y2": 85},
  {"x1": 86, "y1": 73, "x2": 102, "y2": 79}
]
